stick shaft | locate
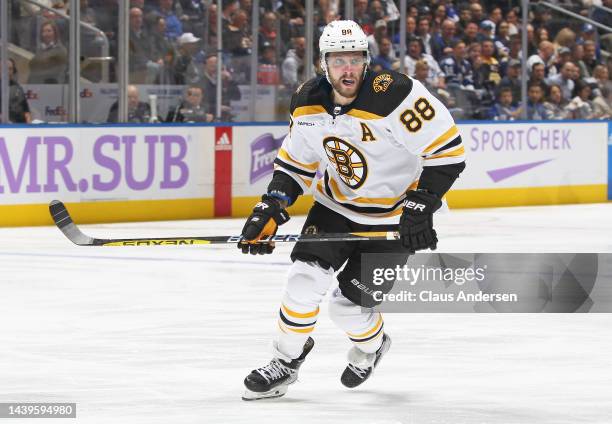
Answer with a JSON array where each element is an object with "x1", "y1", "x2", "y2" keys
[{"x1": 49, "y1": 200, "x2": 400, "y2": 246}]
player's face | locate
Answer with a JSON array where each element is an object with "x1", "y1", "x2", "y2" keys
[{"x1": 326, "y1": 51, "x2": 367, "y2": 102}]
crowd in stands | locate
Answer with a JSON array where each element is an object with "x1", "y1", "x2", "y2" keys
[{"x1": 4, "y1": 0, "x2": 612, "y2": 122}]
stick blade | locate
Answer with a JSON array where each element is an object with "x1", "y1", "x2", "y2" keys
[{"x1": 49, "y1": 200, "x2": 95, "y2": 246}]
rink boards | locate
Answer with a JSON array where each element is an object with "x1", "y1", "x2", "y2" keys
[{"x1": 0, "y1": 120, "x2": 609, "y2": 226}]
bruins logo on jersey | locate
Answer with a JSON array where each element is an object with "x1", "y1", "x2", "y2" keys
[
  {"x1": 372, "y1": 73, "x2": 393, "y2": 93},
  {"x1": 323, "y1": 137, "x2": 368, "y2": 189}
]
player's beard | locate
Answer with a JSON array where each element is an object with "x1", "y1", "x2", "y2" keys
[{"x1": 329, "y1": 68, "x2": 365, "y2": 102}]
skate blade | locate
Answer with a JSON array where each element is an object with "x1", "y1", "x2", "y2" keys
[{"x1": 242, "y1": 385, "x2": 288, "y2": 401}]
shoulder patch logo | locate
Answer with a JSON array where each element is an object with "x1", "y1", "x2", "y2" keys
[{"x1": 372, "y1": 73, "x2": 393, "y2": 93}]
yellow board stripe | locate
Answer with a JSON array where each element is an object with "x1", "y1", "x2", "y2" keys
[
  {"x1": 293, "y1": 105, "x2": 326, "y2": 118},
  {"x1": 347, "y1": 314, "x2": 383, "y2": 339},
  {"x1": 346, "y1": 109, "x2": 385, "y2": 120},
  {"x1": 426, "y1": 145, "x2": 465, "y2": 160},
  {"x1": 445, "y1": 184, "x2": 607, "y2": 208},
  {"x1": 282, "y1": 304, "x2": 319, "y2": 319},
  {"x1": 278, "y1": 148, "x2": 319, "y2": 171},
  {"x1": 424, "y1": 125, "x2": 460, "y2": 154},
  {"x1": 0, "y1": 198, "x2": 214, "y2": 227}
]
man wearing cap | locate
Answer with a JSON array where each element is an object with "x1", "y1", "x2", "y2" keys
[
  {"x1": 174, "y1": 32, "x2": 202, "y2": 85},
  {"x1": 368, "y1": 19, "x2": 396, "y2": 58},
  {"x1": 477, "y1": 20, "x2": 495, "y2": 42}
]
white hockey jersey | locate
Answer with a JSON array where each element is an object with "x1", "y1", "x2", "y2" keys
[{"x1": 274, "y1": 71, "x2": 465, "y2": 225}]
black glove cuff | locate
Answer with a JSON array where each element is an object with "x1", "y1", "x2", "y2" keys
[
  {"x1": 403, "y1": 190, "x2": 442, "y2": 214},
  {"x1": 260, "y1": 194, "x2": 290, "y2": 225}
]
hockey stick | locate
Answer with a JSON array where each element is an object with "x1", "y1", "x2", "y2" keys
[{"x1": 49, "y1": 200, "x2": 400, "y2": 247}]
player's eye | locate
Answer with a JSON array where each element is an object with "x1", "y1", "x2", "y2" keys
[{"x1": 330, "y1": 57, "x2": 365, "y2": 68}]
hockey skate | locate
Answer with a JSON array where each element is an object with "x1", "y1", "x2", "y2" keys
[
  {"x1": 341, "y1": 333, "x2": 391, "y2": 388},
  {"x1": 242, "y1": 337, "x2": 314, "y2": 400}
]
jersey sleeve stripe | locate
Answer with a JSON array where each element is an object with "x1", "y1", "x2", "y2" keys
[
  {"x1": 293, "y1": 105, "x2": 326, "y2": 118},
  {"x1": 432, "y1": 135, "x2": 462, "y2": 155},
  {"x1": 274, "y1": 158, "x2": 317, "y2": 178},
  {"x1": 423, "y1": 125, "x2": 460, "y2": 154},
  {"x1": 425, "y1": 145, "x2": 465, "y2": 160},
  {"x1": 278, "y1": 148, "x2": 319, "y2": 171}
]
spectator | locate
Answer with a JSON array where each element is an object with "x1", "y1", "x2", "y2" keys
[
  {"x1": 462, "y1": 22, "x2": 479, "y2": 45},
  {"x1": 497, "y1": 59, "x2": 521, "y2": 106},
  {"x1": 200, "y1": 54, "x2": 241, "y2": 121},
  {"x1": 0, "y1": 58, "x2": 32, "y2": 123},
  {"x1": 174, "y1": 32, "x2": 202, "y2": 85},
  {"x1": 370, "y1": 37, "x2": 398, "y2": 71},
  {"x1": 282, "y1": 36, "x2": 306, "y2": 89},
  {"x1": 404, "y1": 36, "x2": 444, "y2": 88},
  {"x1": 525, "y1": 82, "x2": 548, "y2": 120},
  {"x1": 128, "y1": 7, "x2": 151, "y2": 83},
  {"x1": 153, "y1": 0, "x2": 183, "y2": 41},
  {"x1": 546, "y1": 62, "x2": 575, "y2": 101},
  {"x1": 526, "y1": 41, "x2": 557, "y2": 78},
  {"x1": 258, "y1": 42, "x2": 280, "y2": 85},
  {"x1": 154, "y1": 47, "x2": 179, "y2": 85},
  {"x1": 416, "y1": 17, "x2": 433, "y2": 56},
  {"x1": 391, "y1": 16, "x2": 416, "y2": 50},
  {"x1": 456, "y1": 6, "x2": 472, "y2": 35},
  {"x1": 107, "y1": 85, "x2": 152, "y2": 123},
  {"x1": 224, "y1": 8, "x2": 252, "y2": 56},
  {"x1": 495, "y1": 21, "x2": 511, "y2": 55},
  {"x1": 149, "y1": 16, "x2": 175, "y2": 78},
  {"x1": 178, "y1": 0, "x2": 206, "y2": 37},
  {"x1": 440, "y1": 40, "x2": 474, "y2": 89},
  {"x1": 565, "y1": 80, "x2": 595, "y2": 119},
  {"x1": 259, "y1": 11, "x2": 279, "y2": 53},
  {"x1": 166, "y1": 85, "x2": 213, "y2": 122},
  {"x1": 368, "y1": 1, "x2": 386, "y2": 24},
  {"x1": 582, "y1": 41, "x2": 600, "y2": 77},
  {"x1": 28, "y1": 21, "x2": 68, "y2": 84},
  {"x1": 592, "y1": 86, "x2": 612, "y2": 119},
  {"x1": 480, "y1": 39, "x2": 501, "y2": 86},
  {"x1": 505, "y1": 8, "x2": 519, "y2": 36},
  {"x1": 530, "y1": 63, "x2": 547, "y2": 88},
  {"x1": 572, "y1": 43, "x2": 589, "y2": 78},
  {"x1": 553, "y1": 28, "x2": 576, "y2": 52},
  {"x1": 553, "y1": 47, "x2": 572, "y2": 74},
  {"x1": 477, "y1": 20, "x2": 495, "y2": 42},
  {"x1": 543, "y1": 84, "x2": 569, "y2": 120},
  {"x1": 431, "y1": 19, "x2": 457, "y2": 62},
  {"x1": 369, "y1": 20, "x2": 395, "y2": 58},
  {"x1": 592, "y1": 65, "x2": 612, "y2": 100},
  {"x1": 489, "y1": 87, "x2": 520, "y2": 120},
  {"x1": 469, "y1": 2, "x2": 484, "y2": 24},
  {"x1": 353, "y1": 0, "x2": 373, "y2": 34}
]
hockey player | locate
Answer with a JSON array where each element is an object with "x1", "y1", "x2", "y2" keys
[{"x1": 239, "y1": 20, "x2": 466, "y2": 400}]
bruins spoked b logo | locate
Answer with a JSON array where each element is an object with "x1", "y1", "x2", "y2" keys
[{"x1": 323, "y1": 137, "x2": 368, "y2": 189}]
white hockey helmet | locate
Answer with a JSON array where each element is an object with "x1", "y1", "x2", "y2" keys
[{"x1": 319, "y1": 20, "x2": 370, "y2": 81}]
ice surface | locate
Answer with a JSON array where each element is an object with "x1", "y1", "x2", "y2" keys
[{"x1": 1, "y1": 203, "x2": 611, "y2": 424}]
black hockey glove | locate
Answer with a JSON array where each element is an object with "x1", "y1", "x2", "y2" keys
[
  {"x1": 399, "y1": 190, "x2": 442, "y2": 253},
  {"x1": 238, "y1": 194, "x2": 290, "y2": 255}
]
